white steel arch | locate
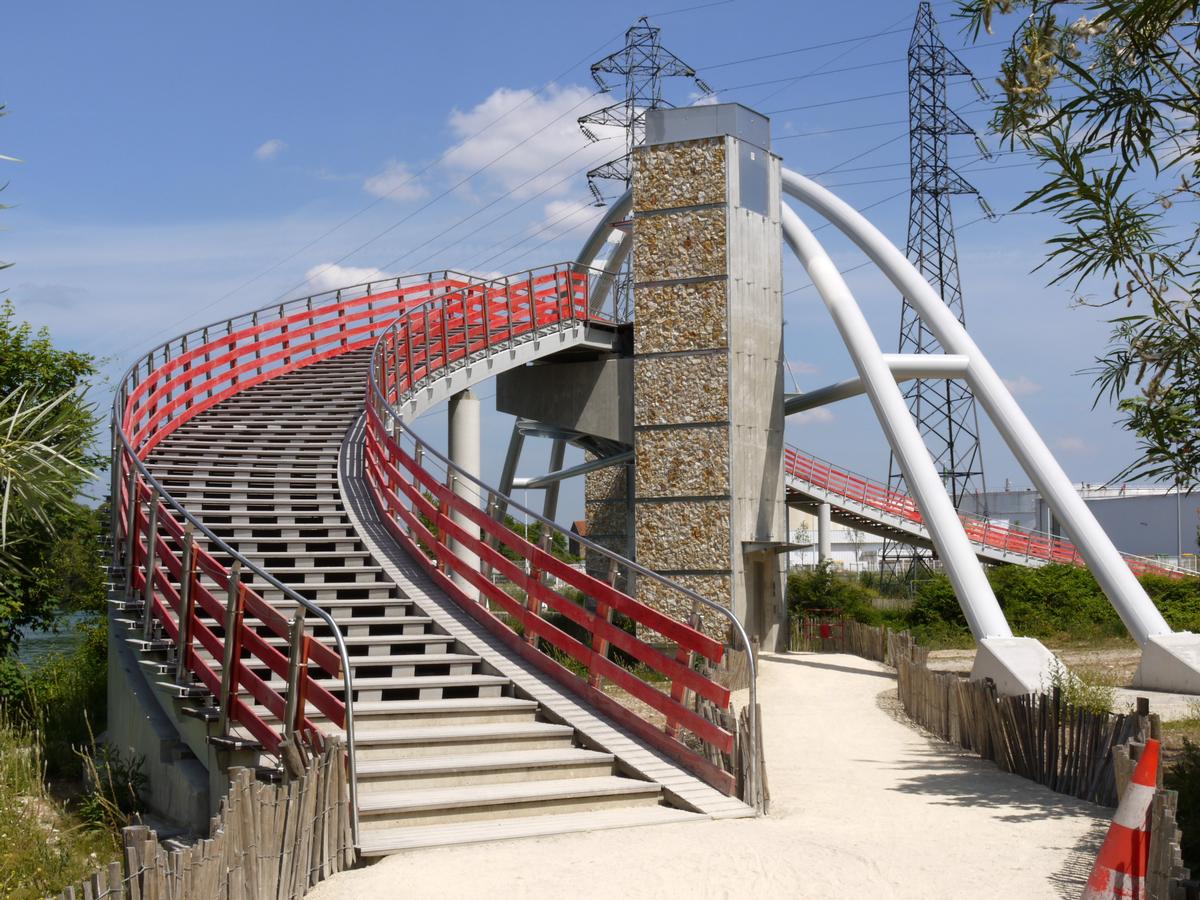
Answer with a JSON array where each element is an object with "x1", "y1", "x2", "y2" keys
[{"x1": 779, "y1": 167, "x2": 1200, "y2": 693}]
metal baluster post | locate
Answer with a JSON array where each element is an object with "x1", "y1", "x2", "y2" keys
[
  {"x1": 175, "y1": 524, "x2": 196, "y2": 684},
  {"x1": 217, "y1": 561, "x2": 243, "y2": 736},
  {"x1": 124, "y1": 466, "x2": 140, "y2": 591},
  {"x1": 283, "y1": 607, "x2": 308, "y2": 743},
  {"x1": 140, "y1": 491, "x2": 160, "y2": 640}
]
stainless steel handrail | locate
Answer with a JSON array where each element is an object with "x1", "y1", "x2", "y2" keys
[{"x1": 364, "y1": 287, "x2": 762, "y2": 809}]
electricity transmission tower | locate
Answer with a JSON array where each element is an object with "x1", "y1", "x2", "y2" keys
[
  {"x1": 881, "y1": 1, "x2": 993, "y2": 582},
  {"x1": 579, "y1": 17, "x2": 711, "y2": 204}
]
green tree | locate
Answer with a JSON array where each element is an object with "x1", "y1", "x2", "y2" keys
[
  {"x1": 0, "y1": 303, "x2": 102, "y2": 650},
  {"x1": 957, "y1": 0, "x2": 1200, "y2": 488}
]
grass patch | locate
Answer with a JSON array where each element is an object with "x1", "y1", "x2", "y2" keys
[{"x1": 0, "y1": 712, "x2": 120, "y2": 899}]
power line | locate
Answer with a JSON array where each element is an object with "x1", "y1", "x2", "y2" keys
[
  {"x1": 399, "y1": 150, "x2": 617, "y2": 274},
  {"x1": 698, "y1": 27, "x2": 911, "y2": 71},
  {"x1": 470, "y1": 197, "x2": 600, "y2": 271},
  {"x1": 272, "y1": 89, "x2": 603, "y2": 301},
  {"x1": 813, "y1": 132, "x2": 908, "y2": 177},
  {"x1": 380, "y1": 137, "x2": 618, "y2": 274},
  {"x1": 783, "y1": 208, "x2": 1034, "y2": 297},
  {"x1": 774, "y1": 120, "x2": 906, "y2": 142},
  {"x1": 766, "y1": 89, "x2": 908, "y2": 117},
  {"x1": 716, "y1": 58, "x2": 905, "y2": 93},
  {"x1": 713, "y1": 40, "x2": 1011, "y2": 96},
  {"x1": 104, "y1": 28, "x2": 632, "y2": 365}
]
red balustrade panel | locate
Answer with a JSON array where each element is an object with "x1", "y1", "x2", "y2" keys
[{"x1": 118, "y1": 264, "x2": 600, "y2": 760}]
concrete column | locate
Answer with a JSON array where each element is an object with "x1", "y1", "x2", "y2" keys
[
  {"x1": 541, "y1": 438, "x2": 567, "y2": 521},
  {"x1": 448, "y1": 389, "x2": 481, "y2": 601},
  {"x1": 817, "y1": 503, "x2": 832, "y2": 564}
]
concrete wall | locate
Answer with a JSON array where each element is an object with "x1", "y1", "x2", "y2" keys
[
  {"x1": 106, "y1": 610, "x2": 211, "y2": 831},
  {"x1": 960, "y1": 487, "x2": 1200, "y2": 562},
  {"x1": 627, "y1": 106, "x2": 786, "y2": 647}
]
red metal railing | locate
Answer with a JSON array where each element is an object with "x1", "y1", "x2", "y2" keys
[
  {"x1": 783, "y1": 446, "x2": 1190, "y2": 579},
  {"x1": 112, "y1": 270, "x2": 496, "y2": 847},
  {"x1": 363, "y1": 265, "x2": 751, "y2": 799}
]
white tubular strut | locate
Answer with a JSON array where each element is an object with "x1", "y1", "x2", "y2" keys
[
  {"x1": 781, "y1": 204, "x2": 1010, "y2": 641},
  {"x1": 780, "y1": 168, "x2": 1171, "y2": 647}
]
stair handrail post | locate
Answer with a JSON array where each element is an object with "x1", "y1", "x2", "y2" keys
[
  {"x1": 283, "y1": 607, "x2": 307, "y2": 744},
  {"x1": 140, "y1": 489, "x2": 160, "y2": 640},
  {"x1": 109, "y1": 425, "x2": 122, "y2": 570},
  {"x1": 174, "y1": 523, "x2": 196, "y2": 685},
  {"x1": 217, "y1": 560, "x2": 243, "y2": 737},
  {"x1": 123, "y1": 461, "x2": 140, "y2": 591}
]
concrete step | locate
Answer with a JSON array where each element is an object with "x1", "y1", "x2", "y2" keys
[
  {"x1": 357, "y1": 776, "x2": 663, "y2": 830},
  {"x1": 358, "y1": 805, "x2": 702, "y2": 856},
  {"x1": 355, "y1": 748, "x2": 616, "y2": 792},
  {"x1": 250, "y1": 673, "x2": 508, "y2": 698},
  {"x1": 352, "y1": 722, "x2": 575, "y2": 760},
  {"x1": 256, "y1": 697, "x2": 541, "y2": 730}
]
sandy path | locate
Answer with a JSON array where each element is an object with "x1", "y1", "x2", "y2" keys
[{"x1": 309, "y1": 652, "x2": 1108, "y2": 899}]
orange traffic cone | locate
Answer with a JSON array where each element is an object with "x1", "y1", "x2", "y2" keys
[{"x1": 1080, "y1": 737, "x2": 1160, "y2": 900}]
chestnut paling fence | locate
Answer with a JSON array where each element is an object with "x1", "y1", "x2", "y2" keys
[
  {"x1": 362, "y1": 267, "x2": 763, "y2": 804},
  {"x1": 794, "y1": 616, "x2": 1193, "y2": 895},
  {"x1": 52, "y1": 739, "x2": 352, "y2": 900},
  {"x1": 784, "y1": 447, "x2": 1192, "y2": 578}
]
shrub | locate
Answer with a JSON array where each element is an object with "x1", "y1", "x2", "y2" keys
[
  {"x1": 0, "y1": 616, "x2": 106, "y2": 777},
  {"x1": 786, "y1": 562, "x2": 883, "y2": 624}
]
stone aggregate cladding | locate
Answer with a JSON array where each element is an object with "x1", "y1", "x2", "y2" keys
[
  {"x1": 633, "y1": 353, "x2": 729, "y2": 426},
  {"x1": 638, "y1": 573, "x2": 733, "y2": 640},
  {"x1": 632, "y1": 138, "x2": 726, "y2": 212},
  {"x1": 635, "y1": 500, "x2": 730, "y2": 572},
  {"x1": 635, "y1": 426, "x2": 729, "y2": 497},
  {"x1": 584, "y1": 459, "x2": 626, "y2": 502},
  {"x1": 632, "y1": 280, "x2": 728, "y2": 355},
  {"x1": 632, "y1": 208, "x2": 727, "y2": 284}
]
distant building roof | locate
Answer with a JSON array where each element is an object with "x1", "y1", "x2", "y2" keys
[{"x1": 571, "y1": 520, "x2": 589, "y2": 536}]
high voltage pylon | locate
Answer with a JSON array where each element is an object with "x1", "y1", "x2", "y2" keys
[
  {"x1": 579, "y1": 17, "x2": 711, "y2": 204},
  {"x1": 881, "y1": 1, "x2": 994, "y2": 582}
]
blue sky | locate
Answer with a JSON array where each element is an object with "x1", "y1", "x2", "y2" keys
[{"x1": 2, "y1": 0, "x2": 1149, "y2": 520}]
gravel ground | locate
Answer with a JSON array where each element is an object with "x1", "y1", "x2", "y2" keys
[{"x1": 309, "y1": 652, "x2": 1106, "y2": 900}]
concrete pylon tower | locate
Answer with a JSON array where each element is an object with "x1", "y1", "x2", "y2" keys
[
  {"x1": 881, "y1": 0, "x2": 989, "y2": 581},
  {"x1": 628, "y1": 105, "x2": 787, "y2": 648}
]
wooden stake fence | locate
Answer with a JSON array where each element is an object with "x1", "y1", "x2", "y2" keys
[
  {"x1": 51, "y1": 737, "x2": 353, "y2": 900},
  {"x1": 794, "y1": 616, "x2": 1195, "y2": 897}
]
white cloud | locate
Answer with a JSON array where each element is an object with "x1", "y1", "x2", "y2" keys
[
  {"x1": 363, "y1": 160, "x2": 428, "y2": 202},
  {"x1": 441, "y1": 85, "x2": 621, "y2": 199},
  {"x1": 304, "y1": 263, "x2": 390, "y2": 293},
  {"x1": 1003, "y1": 375, "x2": 1042, "y2": 396},
  {"x1": 690, "y1": 92, "x2": 720, "y2": 107},
  {"x1": 254, "y1": 139, "x2": 286, "y2": 161},
  {"x1": 538, "y1": 199, "x2": 605, "y2": 240},
  {"x1": 787, "y1": 359, "x2": 820, "y2": 376},
  {"x1": 791, "y1": 407, "x2": 835, "y2": 425},
  {"x1": 1055, "y1": 436, "x2": 1091, "y2": 454}
]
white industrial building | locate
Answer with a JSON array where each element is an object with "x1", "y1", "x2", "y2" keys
[{"x1": 788, "y1": 482, "x2": 1200, "y2": 573}]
